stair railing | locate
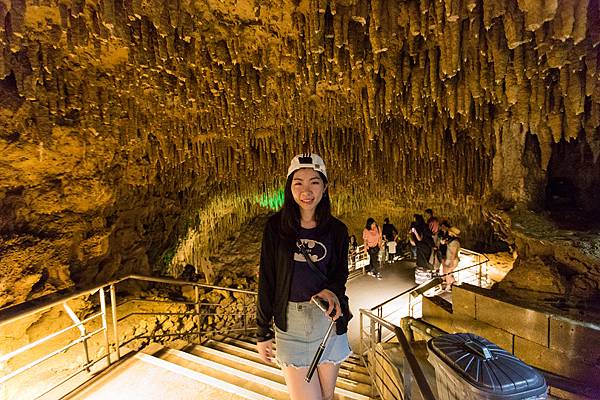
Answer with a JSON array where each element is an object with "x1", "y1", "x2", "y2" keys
[
  {"x1": 359, "y1": 309, "x2": 437, "y2": 400},
  {"x1": 358, "y1": 247, "x2": 489, "y2": 398},
  {"x1": 0, "y1": 274, "x2": 257, "y2": 400},
  {"x1": 370, "y1": 247, "x2": 489, "y2": 333}
]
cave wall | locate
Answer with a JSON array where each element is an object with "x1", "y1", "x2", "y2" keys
[{"x1": 1, "y1": 0, "x2": 599, "y2": 308}]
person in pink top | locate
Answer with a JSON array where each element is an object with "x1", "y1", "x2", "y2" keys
[{"x1": 362, "y1": 217, "x2": 382, "y2": 279}]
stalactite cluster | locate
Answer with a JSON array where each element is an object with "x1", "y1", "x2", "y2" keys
[{"x1": 1, "y1": 0, "x2": 599, "y2": 304}]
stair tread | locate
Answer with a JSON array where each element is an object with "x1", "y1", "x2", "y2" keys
[
  {"x1": 61, "y1": 352, "x2": 255, "y2": 400},
  {"x1": 165, "y1": 346, "x2": 372, "y2": 399},
  {"x1": 211, "y1": 335, "x2": 369, "y2": 375},
  {"x1": 206, "y1": 338, "x2": 371, "y2": 383},
  {"x1": 160, "y1": 349, "x2": 289, "y2": 400},
  {"x1": 189, "y1": 343, "x2": 373, "y2": 395}
]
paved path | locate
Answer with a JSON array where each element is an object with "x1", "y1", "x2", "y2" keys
[{"x1": 345, "y1": 260, "x2": 418, "y2": 352}]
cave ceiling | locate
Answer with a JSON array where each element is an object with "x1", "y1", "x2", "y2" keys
[{"x1": 0, "y1": 0, "x2": 599, "y2": 307}]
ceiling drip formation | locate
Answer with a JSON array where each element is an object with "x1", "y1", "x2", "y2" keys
[{"x1": 0, "y1": 0, "x2": 599, "y2": 305}]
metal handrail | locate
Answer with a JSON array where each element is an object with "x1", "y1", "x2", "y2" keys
[
  {"x1": 370, "y1": 247, "x2": 489, "y2": 312},
  {"x1": 358, "y1": 247, "x2": 489, "y2": 398},
  {"x1": 359, "y1": 309, "x2": 437, "y2": 400},
  {"x1": 0, "y1": 274, "x2": 255, "y2": 328},
  {"x1": 0, "y1": 274, "x2": 258, "y2": 400},
  {"x1": 1, "y1": 326, "x2": 104, "y2": 384},
  {"x1": 0, "y1": 311, "x2": 102, "y2": 364}
]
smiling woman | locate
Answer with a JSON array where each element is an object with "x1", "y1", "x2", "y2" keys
[
  {"x1": 290, "y1": 169, "x2": 327, "y2": 225},
  {"x1": 256, "y1": 153, "x2": 352, "y2": 400}
]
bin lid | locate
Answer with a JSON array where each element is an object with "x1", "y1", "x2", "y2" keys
[{"x1": 428, "y1": 333, "x2": 547, "y2": 396}]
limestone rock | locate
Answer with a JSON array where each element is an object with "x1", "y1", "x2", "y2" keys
[{"x1": 0, "y1": 0, "x2": 599, "y2": 308}]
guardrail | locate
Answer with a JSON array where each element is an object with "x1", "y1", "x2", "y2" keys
[
  {"x1": 359, "y1": 309, "x2": 437, "y2": 400},
  {"x1": 0, "y1": 274, "x2": 257, "y2": 400},
  {"x1": 348, "y1": 241, "x2": 411, "y2": 279},
  {"x1": 369, "y1": 248, "x2": 489, "y2": 324},
  {"x1": 358, "y1": 247, "x2": 489, "y2": 398}
]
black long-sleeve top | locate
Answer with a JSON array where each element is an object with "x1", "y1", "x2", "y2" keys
[{"x1": 256, "y1": 211, "x2": 350, "y2": 342}]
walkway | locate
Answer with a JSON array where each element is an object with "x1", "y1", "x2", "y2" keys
[{"x1": 346, "y1": 260, "x2": 418, "y2": 352}]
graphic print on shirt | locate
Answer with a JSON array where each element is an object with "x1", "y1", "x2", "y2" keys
[{"x1": 294, "y1": 239, "x2": 328, "y2": 263}]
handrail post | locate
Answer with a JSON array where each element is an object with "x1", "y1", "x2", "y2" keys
[
  {"x1": 195, "y1": 286, "x2": 201, "y2": 344},
  {"x1": 63, "y1": 302, "x2": 90, "y2": 372},
  {"x1": 243, "y1": 294, "x2": 249, "y2": 336},
  {"x1": 369, "y1": 317, "x2": 376, "y2": 376},
  {"x1": 485, "y1": 257, "x2": 489, "y2": 285},
  {"x1": 377, "y1": 306, "x2": 382, "y2": 343},
  {"x1": 99, "y1": 287, "x2": 111, "y2": 367},
  {"x1": 109, "y1": 284, "x2": 120, "y2": 361},
  {"x1": 359, "y1": 312, "x2": 364, "y2": 356}
]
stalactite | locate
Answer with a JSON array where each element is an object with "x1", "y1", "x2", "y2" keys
[{"x1": 2, "y1": 0, "x2": 600, "y2": 296}]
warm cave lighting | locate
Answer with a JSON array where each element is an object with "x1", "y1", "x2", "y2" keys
[{"x1": 453, "y1": 250, "x2": 492, "y2": 288}]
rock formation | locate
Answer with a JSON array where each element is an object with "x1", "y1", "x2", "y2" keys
[{"x1": 1, "y1": 0, "x2": 599, "y2": 308}]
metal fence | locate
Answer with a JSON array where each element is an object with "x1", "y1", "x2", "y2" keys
[
  {"x1": 358, "y1": 247, "x2": 490, "y2": 399},
  {"x1": 0, "y1": 275, "x2": 257, "y2": 400}
]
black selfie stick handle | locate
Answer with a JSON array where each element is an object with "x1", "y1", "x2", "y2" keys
[{"x1": 305, "y1": 318, "x2": 336, "y2": 382}]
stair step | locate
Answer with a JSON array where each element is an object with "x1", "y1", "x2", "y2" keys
[
  {"x1": 211, "y1": 335, "x2": 369, "y2": 375},
  {"x1": 160, "y1": 349, "x2": 289, "y2": 400},
  {"x1": 189, "y1": 344, "x2": 372, "y2": 398},
  {"x1": 201, "y1": 340, "x2": 371, "y2": 385},
  {"x1": 135, "y1": 352, "x2": 270, "y2": 400}
]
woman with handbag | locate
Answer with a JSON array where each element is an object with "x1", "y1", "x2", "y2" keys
[{"x1": 256, "y1": 153, "x2": 352, "y2": 400}]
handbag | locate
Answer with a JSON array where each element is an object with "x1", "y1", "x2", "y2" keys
[{"x1": 296, "y1": 240, "x2": 353, "y2": 325}]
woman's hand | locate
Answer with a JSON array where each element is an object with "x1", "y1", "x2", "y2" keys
[
  {"x1": 257, "y1": 339, "x2": 274, "y2": 363},
  {"x1": 314, "y1": 289, "x2": 341, "y2": 321}
]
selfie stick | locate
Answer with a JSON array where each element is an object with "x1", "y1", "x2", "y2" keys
[{"x1": 305, "y1": 297, "x2": 337, "y2": 383}]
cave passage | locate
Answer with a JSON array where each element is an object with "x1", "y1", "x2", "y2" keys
[{"x1": 545, "y1": 134, "x2": 600, "y2": 230}]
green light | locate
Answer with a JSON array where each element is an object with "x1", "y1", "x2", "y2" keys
[{"x1": 256, "y1": 188, "x2": 284, "y2": 210}]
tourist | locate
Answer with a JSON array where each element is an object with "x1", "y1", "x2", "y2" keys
[
  {"x1": 437, "y1": 220, "x2": 451, "y2": 272},
  {"x1": 362, "y1": 217, "x2": 382, "y2": 279},
  {"x1": 442, "y1": 226, "x2": 461, "y2": 290},
  {"x1": 382, "y1": 217, "x2": 398, "y2": 263},
  {"x1": 256, "y1": 153, "x2": 352, "y2": 400},
  {"x1": 425, "y1": 208, "x2": 440, "y2": 267},
  {"x1": 348, "y1": 235, "x2": 359, "y2": 270},
  {"x1": 410, "y1": 214, "x2": 434, "y2": 270}
]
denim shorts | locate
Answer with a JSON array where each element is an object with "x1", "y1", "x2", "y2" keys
[{"x1": 275, "y1": 301, "x2": 352, "y2": 368}]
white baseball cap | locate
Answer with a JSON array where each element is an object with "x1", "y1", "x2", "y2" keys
[{"x1": 287, "y1": 153, "x2": 327, "y2": 179}]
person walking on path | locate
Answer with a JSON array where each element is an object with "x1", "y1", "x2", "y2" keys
[
  {"x1": 442, "y1": 226, "x2": 461, "y2": 290},
  {"x1": 256, "y1": 153, "x2": 352, "y2": 400},
  {"x1": 362, "y1": 217, "x2": 382, "y2": 279},
  {"x1": 410, "y1": 214, "x2": 434, "y2": 270}
]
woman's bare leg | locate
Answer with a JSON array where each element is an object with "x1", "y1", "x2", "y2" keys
[
  {"x1": 317, "y1": 362, "x2": 341, "y2": 400},
  {"x1": 282, "y1": 366, "x2": 323, "y2": 400},
  {"x1": 444, "y1": 262, "x2": 456, "y2": 286}
]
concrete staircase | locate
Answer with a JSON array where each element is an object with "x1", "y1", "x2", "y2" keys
[{"x1": 63, "y1": 335, "x2": 374, "y2": 400}]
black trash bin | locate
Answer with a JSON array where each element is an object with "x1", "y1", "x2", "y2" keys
[{"x1": 428, "y1": 333, "x2": 547, "y2": 400}]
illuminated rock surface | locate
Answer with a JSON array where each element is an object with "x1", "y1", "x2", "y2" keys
[{"x1": 0, "y1": 1, "x2": 599, "y2": 311}]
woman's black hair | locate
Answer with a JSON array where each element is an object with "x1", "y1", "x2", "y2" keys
[
  {"x1": 413, "y1": 214, "x2": 426, "y2": 227},
  {"x1": 280, "y1": 170, "x2": 331, "y2": 239},
  {"x1": 365, "y1": 217, "x2": 375, "y2": 229}
]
